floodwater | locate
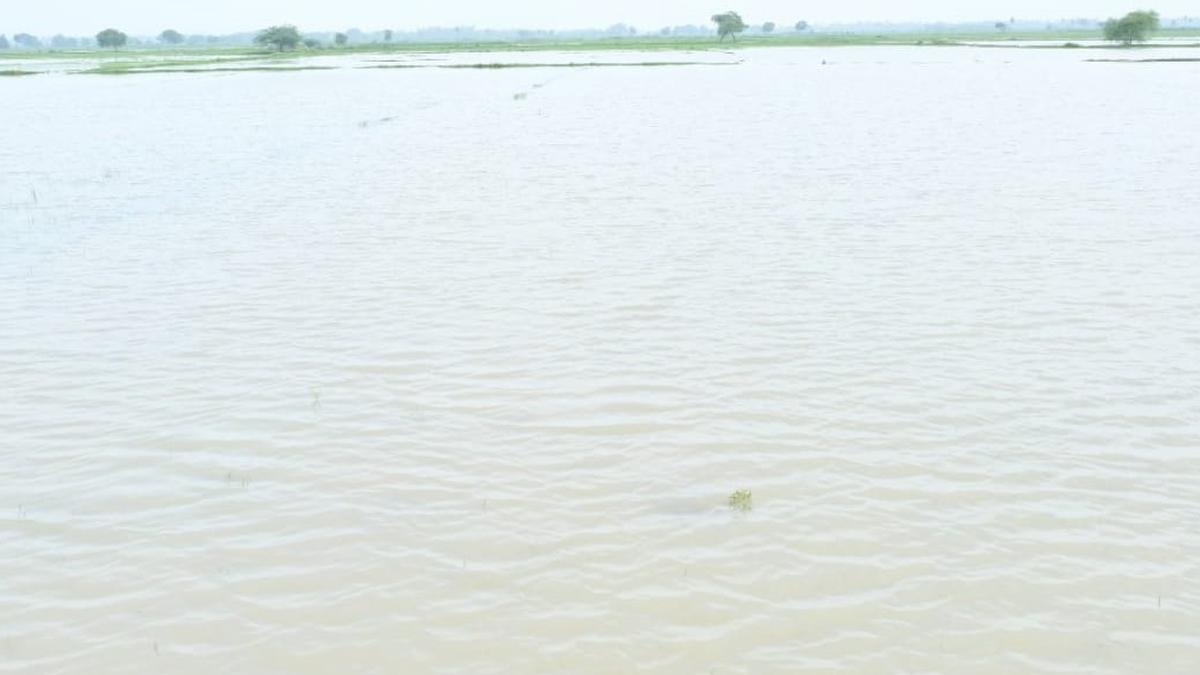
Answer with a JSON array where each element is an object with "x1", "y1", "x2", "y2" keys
[{"x1": 2, "y1": 46, "x2": 1199, "y2": 673}]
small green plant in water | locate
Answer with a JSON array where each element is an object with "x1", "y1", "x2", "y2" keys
[{"x1": 728, "y1": 489, "x2": 753, "y2": 512}]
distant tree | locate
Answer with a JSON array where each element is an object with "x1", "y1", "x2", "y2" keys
[
  {"x1": 995, "y1": 22, "x2": 1008, "y2": 31},
  {"x1": 763, "y1": 22, "x2": 776, "y2": 33},
  {"x1": 303, "y1": 38, "x2": 321, "y2": 49},
  {"x1": 159, "y1": 29, "x2": 184, "y2": 44},
  {"x1": 660, "y1": 26, "x2": 671, "y2": 36},
  {"x1": 13, "y1": 33, "x2": 41, "y2": 48},
  {"x1": 0, "y1": 35, "x2": 8, "y2": 49},
  {"x1": 1103, "y1": 10, "x2": 1160, "y2": 45},
  {"x1": 50, "y1": 34, "x2": 79, "y2": 49},
  {"x1": 383, "y1": 29, "x2": 393, "y2": 42},
  {"x1": 95, "y1": 28, "x2": 127, "y2": 50},
  {"x1": 335, "y1": 32, "x2": 348, "y2": 46},
  {"x1": 711, "y1": 11, "x2": 747, "y2": 41},
  {"x1": 255, "y1": 25, "x2": 301, "y2": 51},
  {"x1": 794, "y1": 20, "x2": 809, "y2": 32}
]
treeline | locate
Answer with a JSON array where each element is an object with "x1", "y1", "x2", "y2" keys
[
  {"x1": 0, "y1": 24, "x2": 744, "y2": 51},
  {"x1": 0, "y1": 26, "x2": 716, "y2": 50},
  {"x1": 3, "y1": 13, "x2": 1200, "y2": 51}
]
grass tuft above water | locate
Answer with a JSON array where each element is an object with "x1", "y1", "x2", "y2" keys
[
  {"x1": 0, "y1": 69, "x2": 38, "y2": 77},
  {"x1": 728, "y1": 490, "x2": 753, "y2": 512}
]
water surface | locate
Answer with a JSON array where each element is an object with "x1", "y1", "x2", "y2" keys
[{"x1": 2, "y1": 46, "x2": 1199, "y2": 674}]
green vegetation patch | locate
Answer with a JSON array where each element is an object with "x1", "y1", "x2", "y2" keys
[
  {"x1": 980, "y1": 41, "x2": 1200, "y2": 50},
  {"x1": 1087, "y1": 57, "x2": 1200, "y2": 63},
  {"x1": 728, "y1": 489, "x2": 753, "y2": 512},
  {"x1": 365, "y1": 60, "x2": 733, "y2": 70},
  {"x1": 80, "y1": 53, "x2": 281, "y2": 74},
  {"x1": 99, "y1": 65, "x2": 334, "y2": 74},
  {"x1": 0, "y1": 69, "x2": 38, "y2": 77}
]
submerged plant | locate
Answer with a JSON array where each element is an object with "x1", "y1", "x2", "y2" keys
[{"x1": 728, "y1": 489, "x2": 753, "y2": 512}]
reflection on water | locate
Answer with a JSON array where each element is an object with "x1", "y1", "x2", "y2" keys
[{"x1": 2, "y1": 46, "x2": 1199, "y2": 674}]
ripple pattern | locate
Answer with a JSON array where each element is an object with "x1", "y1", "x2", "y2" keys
[{"x1": 2, "y1": 46, "x2": 1199, "y2": 673}]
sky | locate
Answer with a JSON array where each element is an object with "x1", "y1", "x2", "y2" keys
[{"x1": 4, "y1": 1, "x2": 1196, "y2": 36}]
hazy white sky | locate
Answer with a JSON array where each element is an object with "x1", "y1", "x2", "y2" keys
[{"x1": 4, "y1": 1, "x2": 1195, "y2": 36}]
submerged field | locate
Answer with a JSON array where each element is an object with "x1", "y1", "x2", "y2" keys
[{"x1": 3, "y1": 44, "x2": 1199, "y2": 674}]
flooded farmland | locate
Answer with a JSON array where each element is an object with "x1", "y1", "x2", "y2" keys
[{"x1": 2, "y1": 45, "x2": 1199, "y2": 674}]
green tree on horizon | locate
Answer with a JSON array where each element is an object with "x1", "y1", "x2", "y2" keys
[
  {"x1": 255, "y1": 25, "x2": 302, "y2": 52},
  {"x1": 712, "y1": 11, "x2": 747, "y2": 41},
  {"x1": 763, "y1": 21, "x2": 776, "y2": 33},
  {"x1": 96, "y1": 28, "x2": 127, "y2": 50},
  {"x1": 159, "y1": 29, "x2": 184, "y2": 45},
  {"x1": 0, "y1": 34, "x2": 9, "y2": 49},
  {"x1": 1103, "y1": 10, "x2": 1160, "y2": 45},
  {"x1": 335, "y1": 32, "x2": 348, "y2": 46}
]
